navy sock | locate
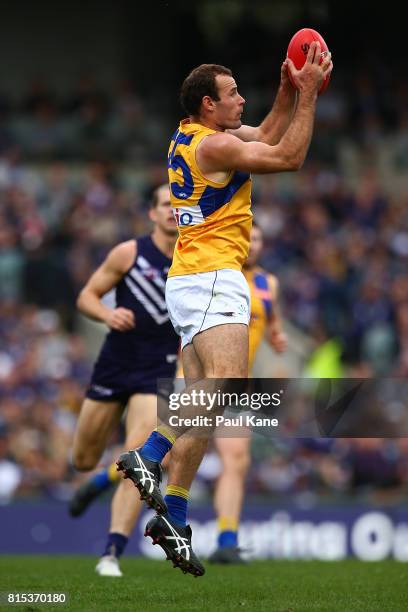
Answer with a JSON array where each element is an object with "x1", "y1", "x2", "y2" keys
[
  {"x1": 92, "y1": 469, "x2": 112, "y2": 491},
  {"x1": 103, "y1": 532, "x2": 128, "y2": 558},
  {"x1": 218, "y1": 530, "x2": 238, "y2": 548},
  {"x1": 164, "y1": 494, "x2": 188, "y2": 527},
  {"x1": 140, "y1": 431, "x2": 173, "y2": 463}
]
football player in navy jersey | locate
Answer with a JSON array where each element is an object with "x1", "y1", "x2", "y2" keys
[{"x1": 69, "y1": 184, "x2": 179, "y2": 577}]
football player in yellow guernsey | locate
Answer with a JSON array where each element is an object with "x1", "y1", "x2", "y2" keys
[
  {"x1": 118, "y1": 44, "x2": 333, "y2": 576},
  {"x1": 245, "y1": 224, "x2": 288, "y2": 371},
  {"x1": 209, "y1": 223, "x2": 287, "y2": 563}
]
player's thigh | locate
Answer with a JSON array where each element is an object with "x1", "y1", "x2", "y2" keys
[
  {"x1": 193, "y1": 323, "x2": 249, "y2": 378},
  {"x1": 182, "y1": 343, "x2": 205, "y2": 386},
  {"x1": 73, "y1": 398, "x2": 123, "y2": 462},
  {"x1": 214, "y1": 436, "x2": 251, "y2": 471},
  {"x1": 125, "y1": 393, "x2": 158, "y2": 448}
]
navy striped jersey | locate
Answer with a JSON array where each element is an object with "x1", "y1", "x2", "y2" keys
[{"x1": 99, "y1": 235, "x2": 179, "y2": 367}]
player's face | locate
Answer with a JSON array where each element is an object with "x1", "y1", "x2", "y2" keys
[
  {"x1": 213, "y1": 75, "x2": 245, "y2": 129},
  {"x1": 246, "y1": 226, "x2": 263, "y2": 267},
  {"x1": 150, "y1": 187, "x2": 178, "y2": 236}
]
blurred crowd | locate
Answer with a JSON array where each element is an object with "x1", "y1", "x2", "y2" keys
[
  {"x1": 255, "y1": 167, "x2": 408, "y2": 376},
  {"x1": 0, "y1": 70, "x2": 407, "y2": 503},
  {"x1": 0, "y1": 156, "x2": 160, "y2": 328},
  {"x1": 0, "y1": 303, "x2": 92, "y2": 503},
  {"x1": 0, "y1": 76, "x2": 167, "y2": 163},
  {"x1": 199, "y1": 437, "x2": 408, "y2": 507},
  {"x1": 0, "y1": 70, "x2": 406, "y2": 166}
]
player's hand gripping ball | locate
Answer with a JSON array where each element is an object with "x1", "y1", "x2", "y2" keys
[{"x1": 287, "y1": 28, "x2": 331, "y2": 94}]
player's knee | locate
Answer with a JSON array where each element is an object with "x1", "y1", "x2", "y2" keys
[
  {"x1": 221, "y1": 448, "x2": 250, "y2": 477},
  {"x1": 235, "y1": 452, "x2": 250, "y2": 477}
]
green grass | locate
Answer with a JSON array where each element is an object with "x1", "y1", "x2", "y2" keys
[{"x1": 0, "y1": 556, "x2": 407, "y2": 612}]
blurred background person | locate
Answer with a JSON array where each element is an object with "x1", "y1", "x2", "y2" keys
[
  {"x1": 69, "y1": 185, "x2": 179, "y2": 577},
  {"x1": 209, "y1": 223, "x2": 287, "y2": 564}
]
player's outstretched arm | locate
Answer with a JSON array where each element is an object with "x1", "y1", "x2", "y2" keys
[
  {"x1": 76, "y1": 240, "x2": 136, "y2": 331},
  {"x1": 198, "y1": 42, "x2": 332, "y2": 175},
  {"x1": 229, "y1": 59, "x2": 297, "y2": 145}
]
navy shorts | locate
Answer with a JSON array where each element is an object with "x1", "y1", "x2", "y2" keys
[{"x1": 86, "y1": 353, "x2": 176, "y2": 405}]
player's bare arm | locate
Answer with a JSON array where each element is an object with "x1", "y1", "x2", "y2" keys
[
  {"x1": 198, "y1": 43, "x2": 332, "y2": 175},
  {"x1": 267, "y1": 275, "x2": 288, "y2": 353},
  {"x1": 229, "y1": 60, "x2": 298, "y2": 144},
  {"x1": 76, "y1": 240, "x2": 136, "y2": 331}
]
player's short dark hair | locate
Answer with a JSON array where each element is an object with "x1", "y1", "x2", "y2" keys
[
  {"x1": 150, "y1": 184, "x2": 169, "y2": 208},
  {"x1": 180, "y1": 64, "x2": 232, "y2": 117},
  {"x1": 150, "y1": 186, "x2": 160, "y2": 208}
]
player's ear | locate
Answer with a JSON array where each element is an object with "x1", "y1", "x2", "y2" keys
[
  {"x1": 148, "y1": 207, "x2": 156, "y2": 223},
  {"x1": 202, "y1": 95, "x2": 216, "y2": 113}
]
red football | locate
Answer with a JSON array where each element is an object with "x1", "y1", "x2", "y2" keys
[{"x1": 287, "y1": 28, "x2": 331, "y2": 94}]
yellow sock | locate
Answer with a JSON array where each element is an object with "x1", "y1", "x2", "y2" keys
[
  {"x1": 218, "y1": 516, "x2": 239, "y2": 533},
  {"x1": 166, "y1": 485, "x2": 189, "y2": 500},
  {"x1": 107, "y1": 462, "x2": 121, "y2": 483},
  {"x1": 218, "y1": 516, "x2": 239, "y2": 547},
  {"x1": 157, "y1": 425, "x2": 177, "y2": 445}
]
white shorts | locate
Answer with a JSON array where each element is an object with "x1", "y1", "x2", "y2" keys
[{"x1": 166, "y1": 269, "x2": 250, "y2": 349}]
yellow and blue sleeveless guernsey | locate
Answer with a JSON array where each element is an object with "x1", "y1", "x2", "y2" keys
[
  {"x1": 167, "y1": 119, "x2": 252, "y2": 277},
  {"x1": 244, "y1": 267, "x2": 273, "y2": 371}
]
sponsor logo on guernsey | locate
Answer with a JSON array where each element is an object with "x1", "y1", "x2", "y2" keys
[
  {"x1": 136, "y1": 256, "x2": 166, "y2": 289},
  {"x1": 173, "y1": 205, "x2": 204, "y2": 227}
]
